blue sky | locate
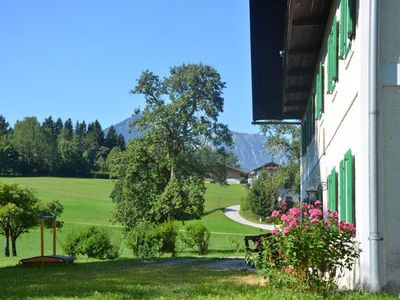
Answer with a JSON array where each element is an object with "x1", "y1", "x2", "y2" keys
[{"x1": 0, "y1": 0, "x2": 259, "y2": 133}]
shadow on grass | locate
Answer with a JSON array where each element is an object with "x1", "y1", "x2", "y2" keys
[{"x1": 0, "y1": 257, "x2": 253, "y2": 299}]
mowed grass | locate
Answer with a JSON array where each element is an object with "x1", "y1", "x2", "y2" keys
[
  {"x1": 0, "y1": 177, "x2": 263, "y2": 267},
  {"x1": 0, "y1": 258, "x2": 395, "y2": 300},
  {"x1": 0, "y1": 178, "x2": 395, "y2": 299}
]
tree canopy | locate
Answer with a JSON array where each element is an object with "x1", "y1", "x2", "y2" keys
[
  {"x1": 112, "y1": 63, "x2": 234, "y2": 229},
  {"x1": 260, "y1": 123, "x2": 300, "y2": 193},
  {"x1": 0, "y1": 115, "x2": 126, "y2": 177}
]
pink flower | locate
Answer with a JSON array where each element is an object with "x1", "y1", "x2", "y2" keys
[
  {"x1": 271, "y1": 210, "x2": 280, "y2": 218},
  {"x1": 271, "y1": 228, "x2": 279, "y2": 235},
  {"x1": 339, "y1": 221, "x2": 356, "y2": 233},
  {"x1": 288, "y1": 208, "x2": 301, "y2": 218},
  {"x1": 281, "y1": 214, "x2": 288, "y2": 222},
  {"x1": 315, "y1": 200, "x2": 322, "y2": 206},
  {"x1": 279, "y1": 201, "x2": 287, "y2": 209},
  {"x1": 309, "y1": 208, "x2": 323, "y2": 218},
  {"x1": 289, "y1": 219, "x2": 298, "y2": 227},
  {"x1": 310, "y1": 217, "x2": 319, "y2": 224},
  {"x1": 283, "y1": 227, "x2": 290, "y2": 235}
]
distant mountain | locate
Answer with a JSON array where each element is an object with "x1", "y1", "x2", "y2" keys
[{"x1": 104, "y1": 117, "x2": 282, "y2": 170}]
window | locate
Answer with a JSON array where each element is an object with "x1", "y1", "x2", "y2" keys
[
  {"x1": 340, "y1": 0, "x2": 356, "y2": 59},
  {"x1": 339, "y1": 149, "x2": 354, "y2": 223},
  {"x1": 327, "y1": 167, "x2": 338, "y2": 211},
  {"x1": 301, "y1": 98, "x2": 315, "y2": 156},
  {"x1": 327, "y1": 17, "x2": 338, "y2": 94},
  {"x1": 315, "y1": 61, "x2": 324, "y2": 119}
]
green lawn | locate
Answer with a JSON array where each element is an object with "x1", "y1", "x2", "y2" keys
[
  {"x1": 0, "y1": 257, "x2": 395, "y2": 300},
  {"x1": 0, "y1": 177, "x2": 263, "y2": 267},
  {"x1": 0, "y1": 178, "x2": 395, "y2": 299}
]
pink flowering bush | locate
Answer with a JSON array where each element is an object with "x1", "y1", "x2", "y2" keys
[{"x1": 250, "y1": 201, "x2": 360, "y2": 290}]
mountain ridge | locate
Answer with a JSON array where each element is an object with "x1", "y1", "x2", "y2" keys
[{"x1": 104, "y1": 117, "x2": 279, "y2": 170}]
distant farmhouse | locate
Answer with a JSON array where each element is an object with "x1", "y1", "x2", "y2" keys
[
  {"x1": 225, "y1": 166, "x2": 248, "y2": 184},
  {"x1": 247, "y1": 162, "x2": 299, "y2": 202},
  {"x1": 249, "y1": 0, "x2": 399, "y2": 292},
  {"x1": 247, "y1": 162, "x2": 279, "y2": 183}
]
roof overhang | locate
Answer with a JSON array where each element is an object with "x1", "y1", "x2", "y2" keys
[{"x1": 250, "y1": 0, "x2": 332, "y2": 122}]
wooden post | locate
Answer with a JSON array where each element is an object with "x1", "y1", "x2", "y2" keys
[
  {"x1": 40, "y1": 219, "x2": 44, "y2": 257},
  {"x1": 53, "y1": 219, "x2": 57, "y2": 256}
]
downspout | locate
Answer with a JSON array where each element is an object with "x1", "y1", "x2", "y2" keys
[{"x1": 368, "y1": 0, "x2": 381, "y2": 292}]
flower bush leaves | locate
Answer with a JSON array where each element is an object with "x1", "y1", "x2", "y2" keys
[{"x1": 249, "y1": 201, "x2": 360, "y2": 290}]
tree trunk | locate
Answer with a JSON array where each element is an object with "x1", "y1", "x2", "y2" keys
[
  {"x1": 11, "y1": 237, "x2": 17, "y2": 257},
  {"x1": 4, "y1": 234, "x2": 10, "y2": 257}
]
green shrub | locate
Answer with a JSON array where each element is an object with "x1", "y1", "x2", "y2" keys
[
  {"x1": 63, "y1": 231, "x2": 83, "y2": 257},
  {"x1": 181, "y1": 223, "x2": 210, "y2": 255},
  {"x1": 126, "y1": 221, "x2": 178, "y2": 258},
  {"x1": 158, "y1": 221, "x2": 178, "y2": 256},
  {"x1": 63, "y1": 227, "x2": 119, "y2": 260},
  {"x1": 249, "y1": 201, "x2": 360, "y2": 290},
  {"x1": 245, "y1": 172, "x2": 282, "y2": 218}
]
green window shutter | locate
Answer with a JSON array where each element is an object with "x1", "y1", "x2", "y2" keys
[
  {"x1": 347, "y1": 0, "x2": 355, "y2": 41},
  {"x1": 339, "y1": 159, "x2": 346, "y2": 221},
  {"x1": 340, "y1": 0, "x2": 348, "y2": 58},
  {"x1": 328, "y1": 167, "x2": 338, "y2": 211},
  {"x1": 327, "y1": 174, "x2": 333, "y2": 210},
  {"x1": 327, "y1": 31, "x2": 332, "y2": 94},
  {"x1": 316, "y1": 62, "x2": 324, "y2": 119},
  {"x1": 344, "y1": 149, "x2": 354, "y2": 223},
  {"x1": 340, "y1": 0, "x2": 356, "y2": 59},
  {"x1": 311, "y1": 96, "x2": 315, "y2": 135},
  {"x1": 332, "y1": 19, "x2": 338, "y2": 85},
  {"x1": 327, "y1": 18, "x2": 338, "y2": 94}
]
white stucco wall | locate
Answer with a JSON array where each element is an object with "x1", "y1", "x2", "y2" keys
[
  {"x1": 299, "y1": 0, "x2": 400, "y2": 292},
  {"x1": 380, "y1": 0, "x2": 400, "y2": 293},
  {"x1": 300, "y1": 0, "x2": 374, "y2": 291}
]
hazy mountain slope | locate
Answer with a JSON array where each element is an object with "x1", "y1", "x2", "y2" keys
[{"x1": 104, "y1": 117, "x2": 279, "y2": 170}]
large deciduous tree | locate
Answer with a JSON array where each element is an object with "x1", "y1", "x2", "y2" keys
[{"x1": 111, "y1": 63, "x2": 233, "y2": 229}]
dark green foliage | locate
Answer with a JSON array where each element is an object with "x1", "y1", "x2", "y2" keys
[
  {"x1": 10, "y1": 117, "x2": 50, "y2": 175},
  {"x1": 60, "y1": 118, "x2": 74, "y2": 141},
  {"x1": 104, "y1": 126, "x2": 118, "y2": 150},
  {"x1": 112, "y1": 63, "x2": 232, "y2": 229},
  {"x1": 0, "y1": 183, "x2": 40, "y2": 256},
  {"x1": 242, "y1": 172, "x2": 282, "y2": 218},
  {"x1": 39, "y1": 200, "x2": 64, "y2": 229},
  {"x1": 126, "y1": 221, "x2": 178, "y2": 258},
  {"x1": 63, "y1": 227, "x2": 119, "y2": 260},
  {"x1": 0, "y1": 115, "x2": 124, "y2": 177},
  {"x1": 111, "y1": 139, "x2": 170, "y2": 228},
  {"x1": 0, "y1": 137, "x2": 20, "y2": 176},
  {"x1": 181, "y1": 222, "x2": 210, "y2": 255},
  {"x1": 261, "y1": 123, "x2": 300, "y2": 194},
  {"x1": 0, "y1": 115, "x2": 10, "y2": 137}
]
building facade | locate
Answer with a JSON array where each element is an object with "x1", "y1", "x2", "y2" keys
[{"x1": 250, "y1": 0, "x2": 400, "y2": 293}]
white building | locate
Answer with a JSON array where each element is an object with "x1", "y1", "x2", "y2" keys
[{"x1": 249, "y1": 0, "x2": 400, "y2": 293}]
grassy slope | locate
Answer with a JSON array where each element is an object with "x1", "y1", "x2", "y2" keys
[{"x1": 0, "y1": 177, "x2": 263, "y2": 267}]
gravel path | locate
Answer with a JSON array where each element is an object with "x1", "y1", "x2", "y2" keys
[{"x1": 223, "y1": 205, "x2": 276, "y2": 231}]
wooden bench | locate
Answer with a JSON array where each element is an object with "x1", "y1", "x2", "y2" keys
[{"x1": 244, "y1": 233, "x2": 272, "y2": 253}]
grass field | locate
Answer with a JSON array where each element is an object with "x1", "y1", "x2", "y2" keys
[
  {"x1": 0, "y1": 177, "x2": 396, "y2": 299},
  {"x1": 0, "y1": 257, "x2": 395, "y2": 300},
  {"x1": 0, "y1": 177, "x2": 263, "y2": 267}
]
